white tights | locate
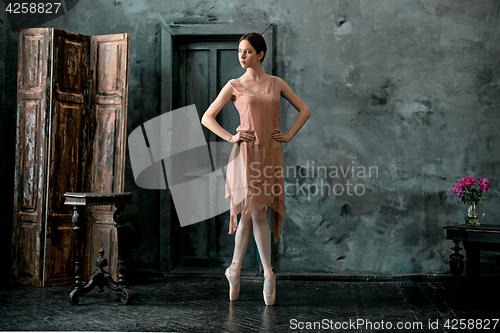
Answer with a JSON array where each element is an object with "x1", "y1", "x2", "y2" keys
[{"x1": 228, "y1": 207, "x2": 275, "y2": 295}]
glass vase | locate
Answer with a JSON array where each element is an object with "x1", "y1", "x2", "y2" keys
[{"x1": 465, "y1": 202, "x2": 481, "y2": 226}]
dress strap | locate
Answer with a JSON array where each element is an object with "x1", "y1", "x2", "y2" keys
[{"x1": 229, "y1": 79, "x2": 251, "y2": 96}]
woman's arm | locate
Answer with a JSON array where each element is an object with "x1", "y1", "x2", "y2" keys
[
  {"x1": 201, "y1": 82, "x2": 254, "y2": 143},
  {"x1": 272, "y1": 77, "x2": 311, "y2": 142}
]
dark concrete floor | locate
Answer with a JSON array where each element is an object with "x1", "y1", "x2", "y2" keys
[{"x1": 0, "y1": 273, "x2": 499, "y2": 332}]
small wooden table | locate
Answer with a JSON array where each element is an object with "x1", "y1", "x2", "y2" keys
[
  {"x1": 444, "y1": 224, "x2": 500, "y2": 279},
  {"x1": 64, "y1": 192, "x2": 133, "y2": 305}
]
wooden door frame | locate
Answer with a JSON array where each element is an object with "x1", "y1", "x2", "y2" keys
[{"x1": 159, "y1": 23, "x2": 275, "y2": 274}]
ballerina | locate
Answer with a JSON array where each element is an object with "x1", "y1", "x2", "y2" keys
[{"x1": 201, "y1": 32, "x2": 311, "y2": 305}]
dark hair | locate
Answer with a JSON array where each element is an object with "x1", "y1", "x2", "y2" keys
[{"x1": 239, "y1": 32, "x2": 267, "y2": 63}]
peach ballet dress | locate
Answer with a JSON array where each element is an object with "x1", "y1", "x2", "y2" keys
[{"x1": 225, "y1": 75, "x2": 286, "y2": 243}]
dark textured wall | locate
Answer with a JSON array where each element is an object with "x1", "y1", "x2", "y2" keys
[
  {"x1": 1, "y1": 0, "x2": 499, "y2": 278},
  {"x1": 0, "y1": 4, "x2": 17, "y2": 283}
]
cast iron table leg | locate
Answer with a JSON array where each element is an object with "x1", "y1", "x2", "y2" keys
[
  {"x1": 463, "y1": 241, "x2": 480, "y2": 281},
  {"x1": 69, "y1": 205, "x2": 84, "y2": 302},
  {"x1": 114, "y1": 203, "x2": 131, "y2": 303},
  {"x1": 69, "y1": 204, "x2": 131, "y2": 305},
  {"x1": 114, "y1": 204, "x2": 127, "y2": 286},
  {"x1": 449, "y1": 239, "x2": 464, "y2": 277}
]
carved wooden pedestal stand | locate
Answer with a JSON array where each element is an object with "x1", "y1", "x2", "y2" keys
[{"x1": 64, "y1": 192, "x2": 133, "y2": 305}]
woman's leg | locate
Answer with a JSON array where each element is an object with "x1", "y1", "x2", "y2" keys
[
  {"x1": 251, "y1": 208, "x2": 271, "y2": 265},
  {"x1": 251, "y1": 208, "x2": 275, "y2": 304},
  {"x1": 228, "y1": 213, "x2": 253, "y2": 290}
]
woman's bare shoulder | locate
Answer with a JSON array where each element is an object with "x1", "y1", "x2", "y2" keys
[
  {"x1": 216, "y1": 80, "x2": 236, "y2": 100},
  {"x1": 274, "y1": 76, "x2": 292, "y2": 92}
]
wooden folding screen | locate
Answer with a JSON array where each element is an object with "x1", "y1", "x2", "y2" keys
[{"x1": 11, "y1": 28, "x2": 129, "y2": 287}]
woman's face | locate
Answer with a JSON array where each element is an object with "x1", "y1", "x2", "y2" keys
[{"x1": 238, "y1": 39, "x2": 262, "y2": 68}]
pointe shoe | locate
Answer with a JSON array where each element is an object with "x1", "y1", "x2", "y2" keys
[
  {"x1": 263, "y1": 265, "x2": 276, "y2": 306},
  {"x1": 225, "y1": 260, "x2": 241, "y2": 301}
]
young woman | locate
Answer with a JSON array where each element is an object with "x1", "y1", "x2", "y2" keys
[{"x1": 201, "y1": 32, "x2": 310, "y2": 306}]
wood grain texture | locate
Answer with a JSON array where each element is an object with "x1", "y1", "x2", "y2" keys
[
  {"x1": 44, "y1": 29, "x2": 90, "y2": 287},
  {"x1": 12, "y1": 28, "x2": 51, "y2": 287},
  {"x1": 86, "y1": 33, "x2": 130, "y2": 282},
  {"x1": 12, "y1": 29, "x2": 129, "y2": 287}
]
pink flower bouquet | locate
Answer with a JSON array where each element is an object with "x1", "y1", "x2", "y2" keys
[
  {"x1": 451, "y1": 177, "x2": 490, "y2": 226},
  {"x1": 451, "y1": 177, "x2": 490, "y2": 204}
]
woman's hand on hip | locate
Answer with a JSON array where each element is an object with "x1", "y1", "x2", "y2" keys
[
  {"x1": 272, "y1": 129, "x2": 291, "y2": 142},
  {"x1": 229, "y1": 130, "x2": 254, "y2": 143}
]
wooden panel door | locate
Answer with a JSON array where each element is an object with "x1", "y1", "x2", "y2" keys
[
  {"x1": 86, "y1": 33, "x2": 130, "y2": 281},
  {"x1": 172, "y1": 37, "x2": 261, "y2": 271},
  {"x1": 12, "y1": 28, "x2": 52, "y2": 286},
  {"x1": 44, "y1": 29, "x2": 90, "y2": 286},
  {"x1": 160, "y1": 24, "x2": 275, "y2": 274}
]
